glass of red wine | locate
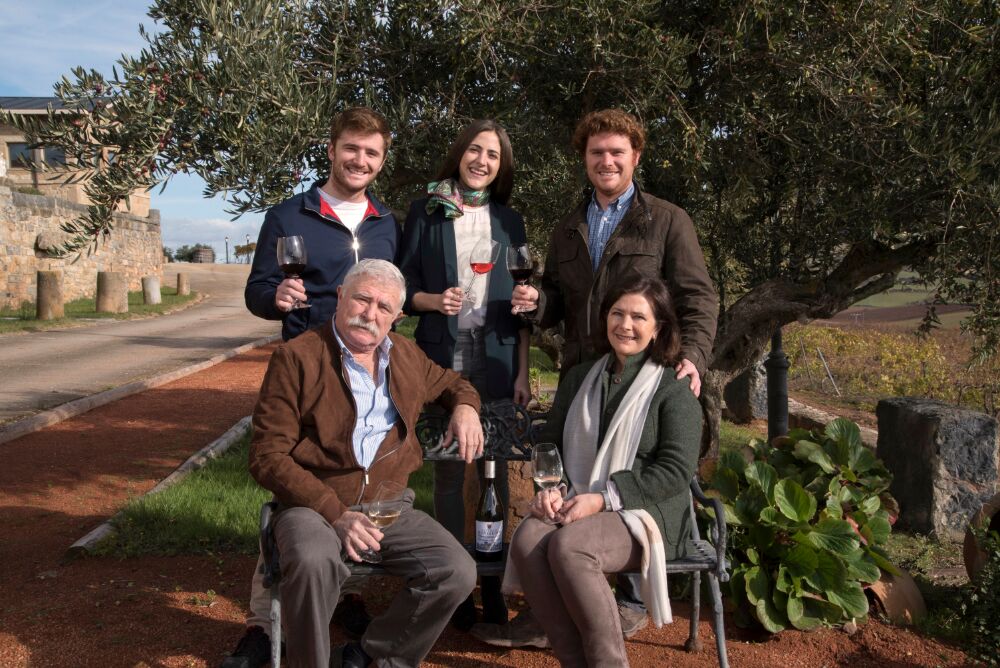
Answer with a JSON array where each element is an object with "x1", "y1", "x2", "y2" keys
[
  {"x1": 276, "y1": 235, "x2": 311, "y2": 309},
  {"x1": 462, "y1": 238, "x2": 501, "y2": 303},
  {"x1": 506, "y1": 244, "x2": 534, "y2": 313}
]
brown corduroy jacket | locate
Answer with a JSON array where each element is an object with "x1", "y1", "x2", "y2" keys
[
  {"x1": 536, "y1": 187, "x2": 718, "y2": 377},
  {"x1": 249, "y1": 323, "x2": 481, "y2": 524}
]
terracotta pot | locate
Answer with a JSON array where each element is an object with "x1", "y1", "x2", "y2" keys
[{"x1": 963, "y1": 491, "x2": 1000, "y2": 581}]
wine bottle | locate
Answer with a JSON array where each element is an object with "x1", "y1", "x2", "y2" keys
[{"x1": 475, "y1": 459, "x2": 504, "y2": 562}]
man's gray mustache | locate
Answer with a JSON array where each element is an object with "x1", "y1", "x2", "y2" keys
[{"x1": 347, "y1": 316, "x2": 379, "y2": 337}]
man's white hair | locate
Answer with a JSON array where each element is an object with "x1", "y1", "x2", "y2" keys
[{"x1": 342, "y1": 259, "x2": 406, "y2": 311}]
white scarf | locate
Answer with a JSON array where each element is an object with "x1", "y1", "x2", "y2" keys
[{"x1": 503, "y1": 354, "x2": 673, "y2": 627}]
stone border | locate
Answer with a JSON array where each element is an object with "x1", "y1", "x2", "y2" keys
[
  {"x1": 66, "y1": 415, "x2": 253, "y2": 558},
  {"x1": 788, "y1": 398, "x2": 878, "y2": 448},
  {"x1": 0, "y1": 333, "x2": 280, "y2": 446}
]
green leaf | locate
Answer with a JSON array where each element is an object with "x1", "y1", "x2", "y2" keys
[
  {"x1": 793, "y1": 440, "x2": 837, "y2": 473},
  {"x1": 719, "y1": 449, "x2": 747, "y2": 477},
  {"x1": 745, "y1": 565, "x2": 769, "y2": 606},
  {"x1": 805, "y1": 550, "x2": 849, "y2": 592},
  {"x1": 735, "y1": 487, "x2": 769, "y2": 526},
  {"x1": 787, "y1": 596, "x2": 825, "y2": 631},
  {"x1": 759, "y1": 507, "x2": 790, "y2": 526},
  {"x1": 713, "y1": 468, "x2": 741, "y2": 501},
  {"x1": 755, "y1": 597, "x2": 788, "y2": 633},
  {"x1": 746, "y1": 461, "x2": 778, "y2": 500},
  {"x1": 852, "y1": 447, "x2": 878, "y2": 474},
  {"x1": 864, "y1": 515, "x2": 892, "y2": 545},
  {"x1": 825, "y1": 418, "x2": 862, "y2": 451},
  {"x1": 826, "y1": 580, "x2": 869, "y2": 618},
  {"x1": 843, "y1": 551, "x2": 882, "y2": 584},
  {"x1": 774, "y1": 479, "x2": 817, "y2": 523},
  {"x1": 775, "y1": 565, "x2": 794, "y2": 593},
  {"x1": 859, "y1": 495, "x2": 881, "y2": 515},
  {"x1": 747, "y1": 547, "x2": 759, "y2": 565},
  {"x1": 805, "y1": 518, "x2": 860, "y2": 555},
  {"x1": 785, "y1": 543, "x2": 819, "y2": 578}
]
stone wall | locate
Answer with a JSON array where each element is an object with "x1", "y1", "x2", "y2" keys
[{"x1": 0, "y1": 184, "x2": 162, "y2": 310}]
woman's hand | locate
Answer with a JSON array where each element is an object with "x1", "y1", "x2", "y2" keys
[
  {"x1": 559, "y1": 493, "x2": 604, "y2": 524},
  {"x1": 513, "y1": 369, "x2": 531, "y2": 407},
  {"x1": 529, "y1": 487, "x2": 564, "y2": 522},
  {"x1": 437, "y1": 287, "x2": 464, "y2": 315}
]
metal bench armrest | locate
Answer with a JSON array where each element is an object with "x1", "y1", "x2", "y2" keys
[
  {"x1": 259, "y1": 500, "x2": 281, "y2": 588},
  {"x1": 689, "y1": 477, "x2": 730, "y2": 583}
]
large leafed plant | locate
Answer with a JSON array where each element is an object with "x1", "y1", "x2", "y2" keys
[{"x1": 709, "y1": 418, "x2": 899, "y2": 632}]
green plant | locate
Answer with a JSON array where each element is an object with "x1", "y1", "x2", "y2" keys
[
  {"x1": 709, "y1": 418, "x2": 899, "y2": 632},
  {"x1": 962, "y1": 528, "x2": 1000, "y2": 665}
]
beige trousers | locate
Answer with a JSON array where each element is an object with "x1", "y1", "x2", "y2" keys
[{"x1": 510, "y1": 513, "x2": 642, "y2": 667}]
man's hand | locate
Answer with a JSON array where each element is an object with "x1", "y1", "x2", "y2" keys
[
  {"x1": 275, "y1": 277, "x2": 307, "y2": 313},
  {"x1": 559, "y1": 493, "x2": 604, "y2": 524},
  {"x1": 675, "y1": 358, "x2": 701, "y2": 397},
  {"x1": 332, "y1": 510, "x2": 384, "y2": 562},
  {"x1": 443, "y1": 404, "x2": 483, "y2": 463},
  {"x1": 510, "y1": 284, "x2": 539, "y2": 314}
]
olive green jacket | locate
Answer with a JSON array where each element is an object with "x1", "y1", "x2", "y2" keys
[{"x1": 540, "y1": 353, "x2": 702, "y2": 559}]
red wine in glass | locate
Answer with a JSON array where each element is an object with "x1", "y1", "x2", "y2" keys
[
  {"x1": 276, "y1": 235, "x2": 311, "y2": 309},
  {"x1": 507, "y1": 244, "x2": 534, "y2": 313},
  {"x1": 462, "y1": 239, "x2": 501, "y2": 302}
]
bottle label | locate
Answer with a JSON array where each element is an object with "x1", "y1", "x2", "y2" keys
[{"x1": 475, "y1": 520, "x2": 503, "y2": 553}]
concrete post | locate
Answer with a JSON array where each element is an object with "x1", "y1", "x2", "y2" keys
[
  {"x1": 176, "y1": 272, "x2": 190, "y2": 296},
  {"x1": 142, "y1": 276, "x2": 162, "y2": 305},
  {"x1": 36, "y1": 271, "x2": 64, "y2": 320},
  {"x1": 96, "y1": 271, "x2": 128, "y2": 313}
]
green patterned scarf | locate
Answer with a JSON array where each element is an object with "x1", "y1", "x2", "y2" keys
[{"x1": 425, "y1": 178, "x2": 490, "y2": 219}]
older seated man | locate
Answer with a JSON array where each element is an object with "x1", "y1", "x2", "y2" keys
[{"x1": 249, "y1": 259, "x2": 481, "y2": 668}]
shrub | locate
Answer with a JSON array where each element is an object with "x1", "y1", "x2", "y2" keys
[
  {"x1": 963, "y1": 528, "x2": 1000, "y2": 665},
  {"x1": 708, "y1": 418, "x2": 899, "y2": 632}
]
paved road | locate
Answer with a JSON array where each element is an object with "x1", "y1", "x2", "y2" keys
[{"x1": 0, "y1": 263, "x2": 280, "y2": 424}]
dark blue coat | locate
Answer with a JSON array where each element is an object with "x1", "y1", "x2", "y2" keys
[
  {"x1": 245, "y1": 182, "x2": 400, "y2": 341},
  {"x1": 398, "y1": 198, "x2": 528, "y2": 400}
]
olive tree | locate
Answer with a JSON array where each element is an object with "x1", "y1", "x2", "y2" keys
[{"x1": 8, "y1": 0, "x2": 997, "y2": 453}]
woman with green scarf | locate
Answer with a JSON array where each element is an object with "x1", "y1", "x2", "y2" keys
[{"x1": 397, "y1": 119, "x2": 531, "y2": 629}]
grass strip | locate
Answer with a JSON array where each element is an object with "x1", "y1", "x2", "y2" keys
[{"x1": 0, "y1": 287, "x2": 198, "y2": 334}]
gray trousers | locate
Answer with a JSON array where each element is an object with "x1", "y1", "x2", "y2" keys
[
  {"x1": 510, "y1": 514, "x2": 642, "y2": 668},
  {"x1": 273, "y1": 503, "x2": 476, "y2": 668}
]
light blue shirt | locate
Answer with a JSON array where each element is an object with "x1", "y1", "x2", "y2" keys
[
  {"x1": 332, "y1": 323, "x2": 399, "y2": 470},
  {"x1": 587, "y1": 181, "x2": 636, "y2": 271}
]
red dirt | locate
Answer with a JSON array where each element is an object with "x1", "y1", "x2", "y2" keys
[{"x1": 0, "y1": 344, "x2": 977, "y2": 667}]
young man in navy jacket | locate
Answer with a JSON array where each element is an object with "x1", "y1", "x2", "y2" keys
[
  {"x1": 245, "y1": 106, "x2": 401, "y2": 342},
  {"x1": 228, "y1": 107, "x2": 399, "y2": 668}
]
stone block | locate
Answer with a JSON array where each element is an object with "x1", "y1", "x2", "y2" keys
[
  {"x1": 876, "y1": 397, "x2": 999, "y2": 539},
  {"x1": 724, "y1": 356, "x2": 767, "y2": 423}
]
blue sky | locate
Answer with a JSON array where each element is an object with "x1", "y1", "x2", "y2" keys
[{"x1": 0, "y1": 0, "x2": 264, "y2": 260}]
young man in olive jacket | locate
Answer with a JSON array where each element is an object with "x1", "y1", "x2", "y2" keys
[
  {"x1": 249, "y1": 260, "x2": 483, "y2": 668},
  {"x1": 491, "y1": 109, "x2": 719, "y2": 647}
]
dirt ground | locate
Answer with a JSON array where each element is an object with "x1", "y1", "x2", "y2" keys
[{"x1": 0, "y1": 343, "x2": 978, "y2": 667}]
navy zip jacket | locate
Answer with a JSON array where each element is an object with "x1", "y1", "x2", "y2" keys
[{"x1": 245, "y1": 181, "x2": 400, "y2": 341}]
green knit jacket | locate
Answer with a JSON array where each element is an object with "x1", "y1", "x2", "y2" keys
[{"x1": 539, "y1": 351, "x2": 702, "y2": 560}]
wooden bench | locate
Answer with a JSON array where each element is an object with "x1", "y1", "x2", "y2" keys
[{"x1": 258, "y1": 399, "x2": 729, "y2": 668}]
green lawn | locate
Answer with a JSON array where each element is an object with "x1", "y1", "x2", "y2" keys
[{"x1": 0, "y1": 286, "x2": 198, "y2": 334}]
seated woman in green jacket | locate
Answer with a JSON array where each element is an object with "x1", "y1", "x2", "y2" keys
[{"x1": 504, "y1": 274, "x2": 701, "y2": 667}]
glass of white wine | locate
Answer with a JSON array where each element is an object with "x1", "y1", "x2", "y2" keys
[
  {"x1": 532, "y1": 442, "x2": 564, "y2": 525},
  {"x1": 357, "y1": 481, "x2": 406, "y2": 563}
]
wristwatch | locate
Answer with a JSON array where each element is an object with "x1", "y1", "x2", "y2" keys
[{"x1": 601, "y1": 490, "x2": 613, "y2": 512}]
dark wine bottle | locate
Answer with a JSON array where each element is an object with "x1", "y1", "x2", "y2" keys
[{"x1": 475, "y1": 459, "x2": 504, "y2": 562}]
